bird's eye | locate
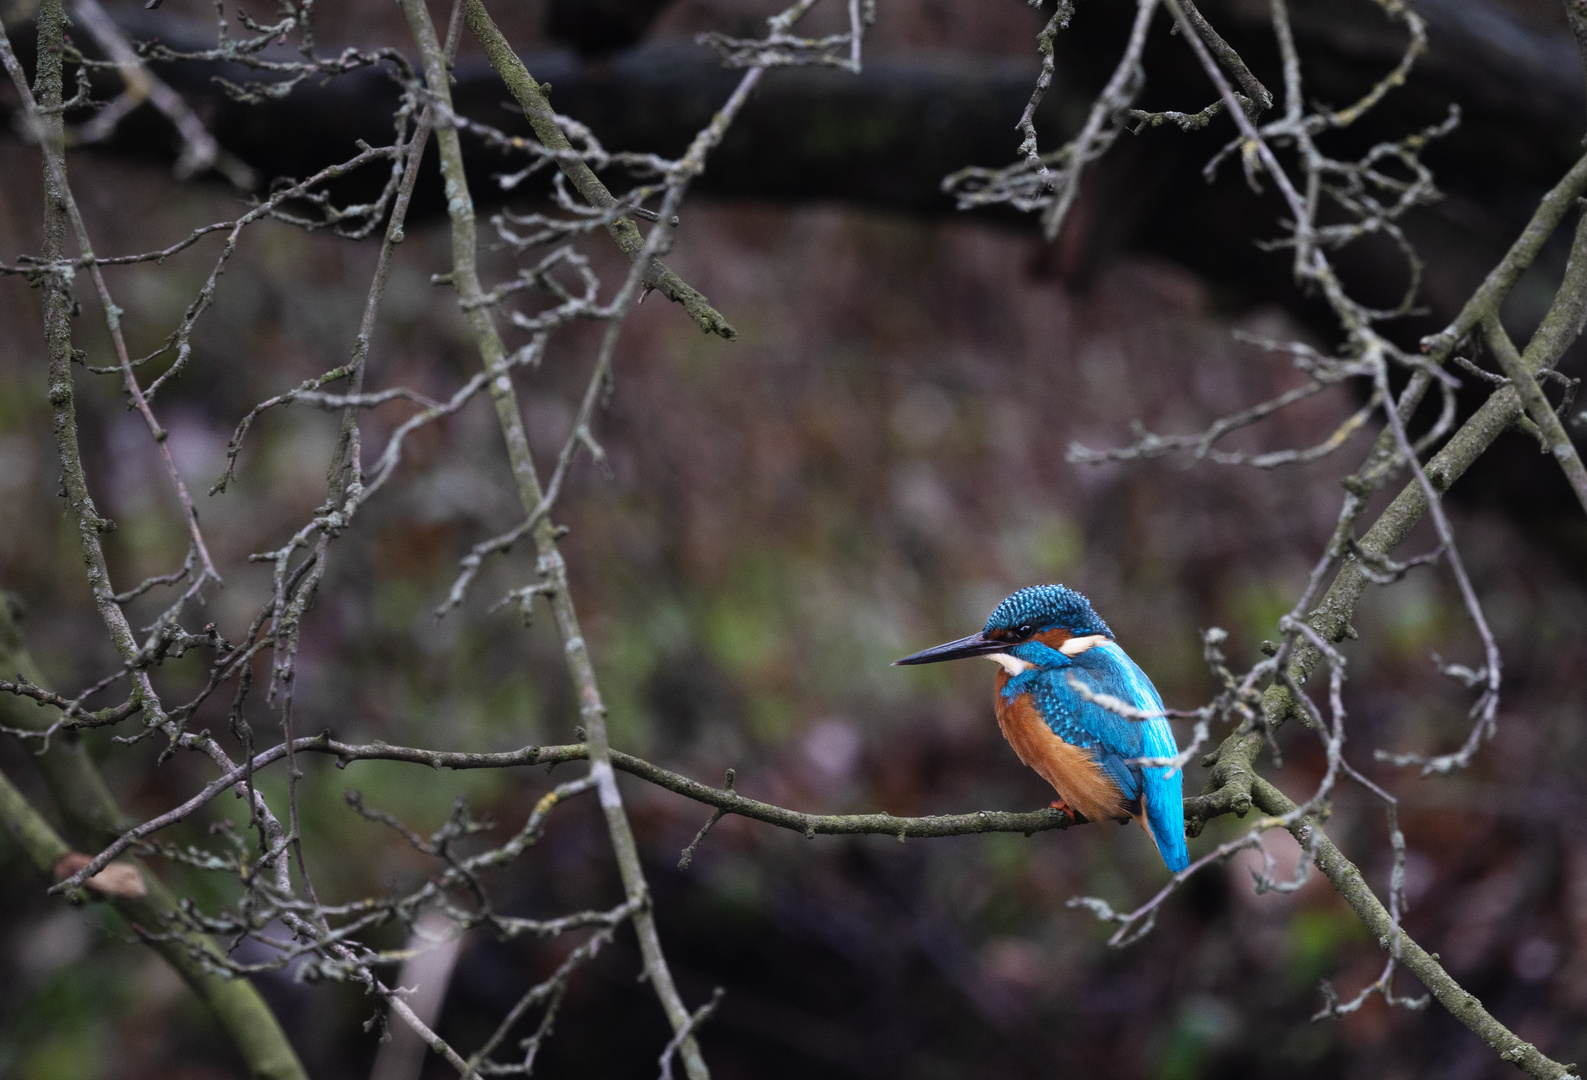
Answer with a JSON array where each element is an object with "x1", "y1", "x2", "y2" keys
[{"x1": 1016, "y1": 623, "x2": 1034, "y2": 638}]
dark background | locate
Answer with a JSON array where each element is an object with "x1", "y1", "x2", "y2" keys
[{"x1": 1, "y1": 1, "x2": 1586, "y2": 1077}]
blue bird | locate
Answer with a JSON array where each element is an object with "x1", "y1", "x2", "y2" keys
[{"x1": 895, "y1": 585, "x2": 1188, "y2": 872}]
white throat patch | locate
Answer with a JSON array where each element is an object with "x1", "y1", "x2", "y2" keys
[{"x1": 985, "y1": 652, "x2": 1033, "y2": 675}]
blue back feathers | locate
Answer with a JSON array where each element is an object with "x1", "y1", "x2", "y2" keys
[{"x1": 984, "y1": 584, "x2": 1113, "y2": 640}]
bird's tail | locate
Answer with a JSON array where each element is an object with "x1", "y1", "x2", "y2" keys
[{"x1": 1141, "y1": 768, "x2": 1189, "y2": 873}]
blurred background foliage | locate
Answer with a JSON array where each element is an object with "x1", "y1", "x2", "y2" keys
[{"x1": 2, "y1": 0, "x2": 1587, "y2": 1077}]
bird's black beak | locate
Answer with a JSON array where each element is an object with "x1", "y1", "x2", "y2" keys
[{"x1": 892, "y1": 632, "x2": 1007, "y2": 666}]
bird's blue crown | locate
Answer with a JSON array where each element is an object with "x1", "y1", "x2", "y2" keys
[{"x1": 984, "y1": 585, "x2": 1112, "y2": 640}]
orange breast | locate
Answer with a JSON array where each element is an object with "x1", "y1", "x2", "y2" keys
[{"x1": 993, "y1": 671, "x2": 1129, "y2": 824}]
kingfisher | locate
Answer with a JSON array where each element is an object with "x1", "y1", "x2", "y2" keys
[{"x1": 895, "y1": 585, "x2": 1188, "y2": 872}]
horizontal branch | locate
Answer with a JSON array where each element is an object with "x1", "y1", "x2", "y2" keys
[
  {"x1": 307, "y1": 736, "x2": 1077, "y2": 839},
  {"x1": 56, "y1": 729, "x2": 1075, "y2": 889}
]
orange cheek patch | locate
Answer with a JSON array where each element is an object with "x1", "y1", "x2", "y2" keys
[{"x1": 1034, "y1": 627, "x2": 1074, "y2": 651}]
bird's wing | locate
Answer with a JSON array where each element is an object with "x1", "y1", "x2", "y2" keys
[{"x1": 1032, "y1": 643, "x2": 1176, "y2": 802}]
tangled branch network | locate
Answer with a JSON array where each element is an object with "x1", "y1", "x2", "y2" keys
[{"x1": 2, "y1": 0, "x2": 1586, "y2": 1078}]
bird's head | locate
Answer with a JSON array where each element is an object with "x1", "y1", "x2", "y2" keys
[{"x1": 893, "y1": 584, "x2": 1113, "y2": 671}]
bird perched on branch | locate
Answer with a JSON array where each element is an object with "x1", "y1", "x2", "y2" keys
[{"x1": 896, "y1": 585, "x2": 1188, "y2": 872}]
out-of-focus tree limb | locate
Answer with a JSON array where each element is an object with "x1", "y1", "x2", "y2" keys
[
  {"x1": 0, "y1": 601, "x2": 309, "y2": 1080},
  {"x1": 3, "y1": 0, "x2": 1580, "y2": 219},
  {"x1": 68, "y1": 0, "x2": 256, "y2": 186},
  {"x1": 1253, "y1": 778, "x2": 1579, "y2": 1080},
  {"x1": 0, "y1": 9, "x2": 1060, "y2": 212},
  {"x1": 1568, "y1": 0, "x2": 1587, "y2": 116},
  {"x1": 0, "y1": 762, "x2": 71, "y2": 872},
  {"x1": 546, "y1": 0, "x2": 675, "y2": 57},
  {"x1": 0, "y1": 0, "x2": 1576, "y2": 356}
]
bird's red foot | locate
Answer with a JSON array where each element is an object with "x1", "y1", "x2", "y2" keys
[{"x1": 1048, "y1": 799, "x2": 1074, "y2": 816}]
